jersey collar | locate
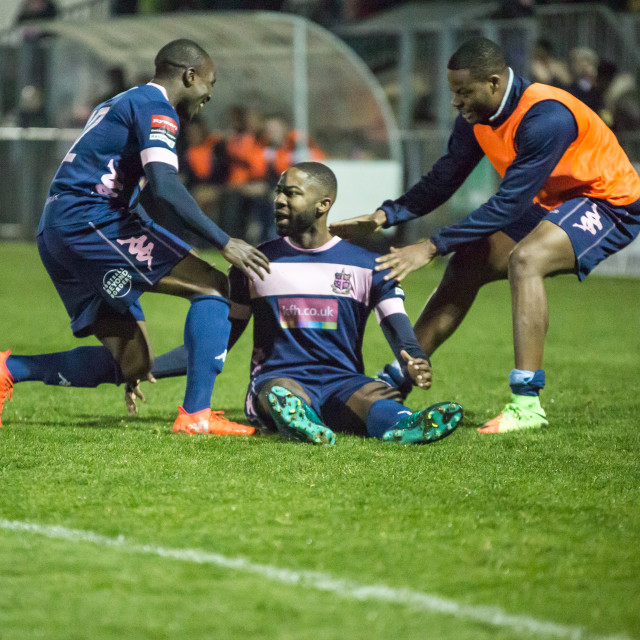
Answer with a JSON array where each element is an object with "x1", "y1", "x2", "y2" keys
[
  {"x1": 284, "y1": 235, "x2": 341, "y2": 252},
  {"x1": 487, "y1": 69, "x2": 533, "y2": 129},
  {"x1": 489, "y1": 67, "x2": 514, "y2": 124},
  {"x1": 146, "y1": 82, "x2": 169, "y2": 101}
]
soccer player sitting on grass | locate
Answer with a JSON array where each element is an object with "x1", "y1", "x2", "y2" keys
[
  {"x1": 0, "y1": 39, "x2": 269, "y2": 435},
  {"x1": 152, "y1": 162, "x2": 463, "y2": 445}
]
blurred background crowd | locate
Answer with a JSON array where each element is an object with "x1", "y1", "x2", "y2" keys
[{"x1": 3, "y1": 0, "x2": 640, "y2": 249}]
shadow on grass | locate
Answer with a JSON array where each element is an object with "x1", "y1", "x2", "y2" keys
[
  {"x1": 458, "y1": 410, "x2": 482, "y2": 429},
  {"x1": 16, "y1": 411, "x2": 252, "y2": 431}
]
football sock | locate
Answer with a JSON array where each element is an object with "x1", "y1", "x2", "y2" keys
[
  {"x1": 6, "y1": 346, "x2": 123, "y2": 387},
  {"x1": 509, "y1": 368, "x2": 545, "y2": 397},
  {"x1": 182, "y1": 295, "x2": 231, "y2": 414},
  {"x1": 151, "y1": 345, "x2": 188, "y2": 379},
  {"x1": 365, "y1": 399, "x2": 412, "y2": 439}
]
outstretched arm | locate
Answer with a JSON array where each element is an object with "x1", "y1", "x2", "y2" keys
[
  {"x1": 329, "y1": 116, "x2": 483, "y2": 239},
  {"x1": 144, "y1": 162, "x2": 270, "y2": 280}
]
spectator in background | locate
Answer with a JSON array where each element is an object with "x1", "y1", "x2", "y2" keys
[
  {"x1": 15, "y1": 0, "x2": 59, "y2": 125},
  {"x1": 530, "y1": 38, "x2": 571, "y2": 88},
  {"x1": 182, "y1": 116, "x2": 227, "y2": 222},
  {"x1": 596, "y1": 60, "x2": 640, "y2": 135},
  {"x1": 16, "y1": 85, "x2": 46, "y2": 127},
  {"x1": 567, "y1": 47, "x2": 600, "y2": 112},
  {"x1": 218, "y1": 107, "x2": 326, "y2": 244},
  {"x1": 218, "y1": 105, "x2": 270, "y2": 243},
  {"x1": 93, "y1": 66, "x2": 129, "y2": 108},
  {"x1": 258, "y1": 114, "x2": 327, "y2": 179},
  {"x1": 16, "y1": 0, "x2": 57, "y2": 22}
]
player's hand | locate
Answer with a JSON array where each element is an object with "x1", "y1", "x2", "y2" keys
[
  {"x1": 124, "y1": 373, "x2": 156, "y2": 416},
  {"x1": 374, "y1": 239, "x2": 438, "y2": 281},
  {"x1": 222, "y1": 238, "x2": 270, "y2": 281},
  {"x1": 400, "y1": 349, "x2": 432, "y2": 391},
  {"x1": 328, "y1": 209, "x2": 387, "y2": 239}
]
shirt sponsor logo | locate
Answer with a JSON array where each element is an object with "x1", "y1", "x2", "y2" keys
[
  {"x1": 279, "y1": 297, "x2": 338, "y2": 329},
  {"x1": 331, "y1": 268, "x2": 353, "y2": 295},
  {"x1": 150, "y1": 114, "x2": 178, "y2": 149},
  {"x1": 103, "y1": 268, "x2": 132, "y2": 298}
]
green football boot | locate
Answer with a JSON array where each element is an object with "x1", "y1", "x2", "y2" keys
[
  {"x1": 478, "y1": 394, "x2": 548, "y2": 433},
  {"x1": 267, "y1": 386, "x2": 336, "y2": 446},
  {"x1": 382, "y1": 401, "x2": 463, "y2": 444}
]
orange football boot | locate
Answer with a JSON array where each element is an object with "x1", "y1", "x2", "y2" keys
[
  {"x1": 0, "y1": 350, "x2": 14, "y2": 427},
  {"x1": 172, "y1": 406, "x2": 255, "y2": 436}
]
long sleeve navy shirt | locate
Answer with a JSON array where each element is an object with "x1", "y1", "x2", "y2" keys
[{"x1": 381, "y1": 72, "x2": 580, "y2": 255}]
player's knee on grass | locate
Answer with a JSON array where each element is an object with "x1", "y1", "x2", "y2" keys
[{"x1": 255, "y1": 377, "x2": 311, "y2": 430}]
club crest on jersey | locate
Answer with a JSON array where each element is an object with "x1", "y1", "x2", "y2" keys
[
  {"x1": 331, "y1": 268, "x2": 353, "y2": 295},
  {"x1": 150, "y1": 114, "x2": 178, "y2": 149}
]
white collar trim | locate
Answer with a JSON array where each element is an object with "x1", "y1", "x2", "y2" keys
[
  {"x1": 147, "y1": 82, "x2": 169, "y2": 101},
  {"x1": 489, "y1": 67, "x2": 514, "y2": 123},
  {"x1": 284, "y1": 235, "x2": 341, "y2": 252}
]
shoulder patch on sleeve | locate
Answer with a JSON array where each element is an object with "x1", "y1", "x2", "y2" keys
[{"x1": 150, "y1": 114, "x2": 178, "y2": 148}]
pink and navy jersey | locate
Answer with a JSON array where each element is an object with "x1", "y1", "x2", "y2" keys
[
  {"x1": 40, "y1": 83, "x2": 179, "y2": 230},
  {"x1": 229, "y1": 236, "x2": 407, "y2": 380}
]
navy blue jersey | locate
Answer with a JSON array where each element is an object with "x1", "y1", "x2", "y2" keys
[
  {"x1": 229, "y1": 236, "x2": 408, "y2": 380},
  {"x1": 40, "y1": 83, "x2": 179, "y2": 230}
]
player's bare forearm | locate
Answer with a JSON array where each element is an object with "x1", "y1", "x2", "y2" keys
[
  {"x1": 329, "y1": 209, "x2": 387, "y2": 239},
  {"x1": 222, "y1": 238, "x2": 270, "y2": 281},
  {"x1": 374, "y1": 238, "x2": 438, "y2": 281}
]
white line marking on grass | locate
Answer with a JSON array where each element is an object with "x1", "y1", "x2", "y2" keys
[{"x1": 1, "y1": 519, "x2": 632, "y2": 640}]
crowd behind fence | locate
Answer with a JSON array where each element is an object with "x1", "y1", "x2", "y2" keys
[{"x1": 3, "y1": 2, "x2": 640, "y2": 276}]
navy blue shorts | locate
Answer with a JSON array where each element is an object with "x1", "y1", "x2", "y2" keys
[
  {"x1": 245, "y1": 369, "x2": 390, "y2": 434},
  {"x1": 38, "y1": 214, "x2": 191, "y2": 337},
  {"x1": 502, "y1": 198, "x2": 640, "y2": 280}
]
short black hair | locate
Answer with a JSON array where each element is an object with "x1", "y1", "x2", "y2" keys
[
  {"x1": 154, "y1": 39, "x2": 211, "y2": 78},
  {"x1": 448, "y1": 37, "x2": 507, "y2": 79},
  {"x1": 294, "y1": 162, "x2": 337, "y2": 201}
]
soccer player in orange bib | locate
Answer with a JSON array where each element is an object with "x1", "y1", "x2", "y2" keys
[{"x1": 330, "y1": 37, "x2": 640, "y2": 433}]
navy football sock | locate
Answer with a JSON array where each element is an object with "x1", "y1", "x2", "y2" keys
[
  {"x1": 509, "y1": 368, "x2": 545, "y2": 396},
  {"x1": 182, "y1": 295, "x2": 231, "y2": 414},
  {"x1": 7, "y1": 346, "x2": 123, "y2": 387},
  {"x1": 365, "y1": 399, "x2": 413, "y2": 439},
  {"x1": 151, "y1": 345, "x2": 188, "y2": 379}
]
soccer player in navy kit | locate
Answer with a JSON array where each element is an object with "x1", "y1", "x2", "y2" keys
[
  {"x1": 153, "y1": 162, "x2": 464, "y2": 445},
  {"x1": 0, "y1": 39, "x2": 269, "y2": 435}
]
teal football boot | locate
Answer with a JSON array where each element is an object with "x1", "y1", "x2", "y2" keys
[
  {"x1": 267, "y1": 386, "x2": 336, "y2": 446},
  {"x1": 382, "y1": 401, "x2": 463, "y2": 444}
]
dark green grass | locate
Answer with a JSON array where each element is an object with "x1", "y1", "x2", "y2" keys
[{"x1": 1, "y1": 242, "x2": 639, "y2": 639}]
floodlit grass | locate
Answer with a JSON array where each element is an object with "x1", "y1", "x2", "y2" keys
[{"x1": 0, "y1": 242, "x2": 639, "y2": 640}]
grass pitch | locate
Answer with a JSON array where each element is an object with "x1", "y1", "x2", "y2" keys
[{"x1": 0, "y1": 242, "x2": 639, "y2": 640}]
